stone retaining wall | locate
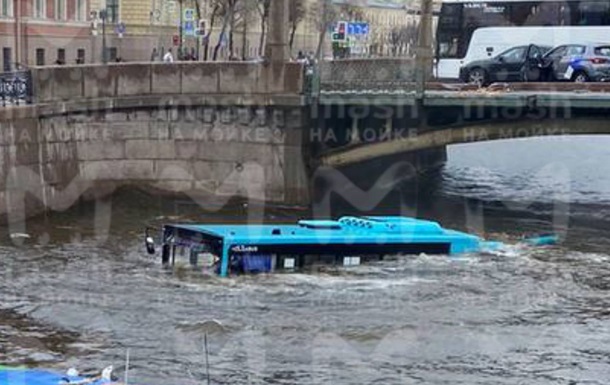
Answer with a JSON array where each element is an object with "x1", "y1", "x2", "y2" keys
[{"x1": 0, "y1": 102, "x2": 310, "y2": 220}]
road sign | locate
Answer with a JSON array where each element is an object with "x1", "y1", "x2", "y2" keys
[
  {"x1": 115, "y1": 22, "x2": 126, "y2": 38},
  {"x1": 166, "y1": 0, "x2": 176, "y2": 14},
  {"x1": 183, "y1": 8, "x2": 195, "y2": 21},
  {"x1": 183, "y1": 20, "x2": 195, "y2": 36},
  {"x1": 348, "y1": 22, "x2": 369, "y2": 35}
]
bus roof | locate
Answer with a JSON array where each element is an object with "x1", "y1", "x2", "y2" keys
[{"x1": 166, "y1": 216, "x2": 481, "y2": 246}]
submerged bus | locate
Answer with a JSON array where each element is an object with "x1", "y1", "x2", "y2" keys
[{"x1": 435, "y1": 0, "x2": 610, "y2": 79}]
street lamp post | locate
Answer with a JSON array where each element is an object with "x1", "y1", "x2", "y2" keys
[
  {"x1": 415, "y1": 0, "x2": 433, "y2": 97},
  {"x1": 100, "y1": 9, "x2": 108, "y2": 64},
  {"x1": 179, "y1": 0, "x2": 184, "y2": 60}
]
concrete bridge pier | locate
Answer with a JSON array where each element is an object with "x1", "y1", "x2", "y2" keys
[
  {"x1": 310, "y1": 147, "x2": 447, "y2": 217},
  {"x1": 311, "y1": 102, "x2": 448, "y2": 177},
  {"x1": 307, "y1": 100, "x2": 449, "y2": 215}
]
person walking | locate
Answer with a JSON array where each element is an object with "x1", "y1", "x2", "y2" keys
[
  {"x1": 163, "y1": 48, "x2": 174, "y2": 63},
  {"x1": 151, "y1": 48, "x2": 159, "y2": 62}
]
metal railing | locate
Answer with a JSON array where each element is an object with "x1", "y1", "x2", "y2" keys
[
  {"x1": 0, "y1": 70, "x2": 33, "y2": 106},
  {"x1": 311, "y1": 58, "x2": 419, "y2": 95}
]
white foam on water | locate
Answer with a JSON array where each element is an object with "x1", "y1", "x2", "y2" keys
[{"x1": 565, "y1": 251, "x2": 610, "y2": 263}]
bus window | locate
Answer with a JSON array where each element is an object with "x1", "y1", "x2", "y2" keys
[
  {"x1": 463, "y1": 3, "x2": 511, "y2": 28},
  {"x1": 577, "y1": 2, "x2": 610, "y2": 25},
  {"x1": 438, "y1": 37, "x2": 459, "y2": 58},
  {"x1": 510, "y1": 3, "x2": 532, "y2": 25},
  {"x1": 437, "y1": 3, "x2": 463, "y2": 58}
]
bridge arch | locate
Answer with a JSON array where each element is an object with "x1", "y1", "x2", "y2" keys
[{"x1": 318, "y1": 118, "x2": 610, "y2": 168}]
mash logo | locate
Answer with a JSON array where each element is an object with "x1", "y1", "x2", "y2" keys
[{"x1": 231, "y1": 245, "x2": 259, "y2": 253}]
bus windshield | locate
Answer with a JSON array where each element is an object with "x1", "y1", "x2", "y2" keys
[{"x1": 437, "y1": 1, "x2": 610, "y2": 59}]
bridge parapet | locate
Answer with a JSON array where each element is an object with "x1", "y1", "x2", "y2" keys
[
  {"x1": 319, "y1": 58, "x2": 415, "y2": 92},
  {"x1": 30, "y1": 62, "x2": 305, "y2": 104}
]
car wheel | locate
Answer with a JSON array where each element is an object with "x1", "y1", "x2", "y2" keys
[
  {"x1": 573, "y1": 71, "x2": 589, "y2": 83},
  {"x1": 468, "y1": 68, "x2": 487, "y2": 86}
]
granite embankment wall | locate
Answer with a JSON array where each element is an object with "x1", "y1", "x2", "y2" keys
[{"x1": 0, "y1": 62, "x2": 309, "y2": 220}]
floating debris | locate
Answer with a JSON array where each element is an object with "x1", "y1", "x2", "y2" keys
[{"x1": 9, "y1": 233, "x2": 31, "y2": 240}]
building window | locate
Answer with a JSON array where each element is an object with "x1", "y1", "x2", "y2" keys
[
  {"x1": 77, "y1": 48, "x2": 85, "y2": 64},
  {"x1": 1, "y1": 0, "x2": 13, "y2": 17},
  {"x1": 109, "y1": 47, "x2": 118, "y2": 62},
  {"x1": 3, "y1": 47, "x2": 11, "y2": 72},
  {"x1": 55, "y1": 0, "x2": 66, "y2": 20},
  {"x1": 36, "y1": 49, "x2": 45, "y2": 66},
  {"x1": 34, "y1": 0, "x2": 46, "y2": 18},
  {"x1": 75, "y1": 0, "x2": 86, "y2": 21},
  {"x1": 56, "y1": 48, "x2": 66, "y2": 65},
  {"x1": 107, "y1": 0, "x2": 119, "y2": 23}
]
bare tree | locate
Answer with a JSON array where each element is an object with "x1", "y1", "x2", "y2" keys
[
  {"x1": 312, "y1": 0, "x2": 337, "y2": 60},
  {"x1": 236, "y1": 0, "x2": 259, "y2": 59},
  {"x1": 194, "y1": 0, "x2": 221, "y2": 61},
  {"x1": 388, "y1": 26, "x2": 402, "y2": 57},
  {"x1": 339, "y1": 4, "x2": 365, "y2": 21},
  {"x1": 256, "y1": 0, "x2": 271, "y2": 57},
  {"x1": 288, "y1": 0, "x2": 307, "y2": 53},
  {"x1": 213, "y1": 0, "x2": 239, "y2": 60},
  {"x1": 388, "y1": 23, "x2": 419, "y2": 57}
]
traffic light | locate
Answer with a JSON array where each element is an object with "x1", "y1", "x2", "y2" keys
[
  {"x1": 197, "y1": 19, "x2": 206, "y2": 36},
  {"x1": 332, "y1": 21, "x2": 347, "y2": 42}
]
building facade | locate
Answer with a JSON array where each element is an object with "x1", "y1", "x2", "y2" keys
[
  {"x1": 87, "y1": 0, "x2": 422, "y2": 62},
  {"x1": 0, "y1": 0, "x2": 426, "y2": 70},
  {"x1": 0, "y1": 0, "x2": 94, "y2": 69}
]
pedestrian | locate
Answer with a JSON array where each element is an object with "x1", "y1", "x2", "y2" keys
[
  {"x1": 163, "y1": 48, "x2": 174, "y2": 63},
  {"x1": 151, "y1": 47, "x2": 159, "y2": 62}
]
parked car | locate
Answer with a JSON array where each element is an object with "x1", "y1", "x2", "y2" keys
[
  {"x1": 459, "y1": 44, "x2": 551, "y2": 86},
  {"x1": 539, "y1": 43, "x2": 610, "y2": 82}
]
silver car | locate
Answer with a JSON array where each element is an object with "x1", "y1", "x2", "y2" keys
[{"x1": 541, "y1": 43, "x2": 610, "y2": 82}]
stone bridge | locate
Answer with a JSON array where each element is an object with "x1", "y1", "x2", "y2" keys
[
  {"x1": 0, "y1": 61, "x2": 310, "y2": 220},
  {"x1": 315, "y1": 80, "x2": 610, "y2": 168},
  {"x1": 2, "y1": 59, "x2": 610, "y2": 219}
]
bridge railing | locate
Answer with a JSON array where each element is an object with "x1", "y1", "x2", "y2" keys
[
  {"x1": 316, "y1": 58, "x2": 417, "y2": 94},
  {"x1": 0, "y1": 70, "x2": 32, "y2": 106},
  {"x1": 29, "y1": 62, "x2": 305, "y2": 105}
]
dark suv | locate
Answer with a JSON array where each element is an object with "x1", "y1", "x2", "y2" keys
[{"x1": 460, "y1": 44, "x2": 551, "y2": 86}]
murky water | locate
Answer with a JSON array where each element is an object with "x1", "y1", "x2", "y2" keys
[{"x1": 1, "y1": 136, "x2": 610, "y2": 384}]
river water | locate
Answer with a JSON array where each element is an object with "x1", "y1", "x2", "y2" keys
[{"x1": 1, "y1": 136, "x2": 610, "y2": 384}]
